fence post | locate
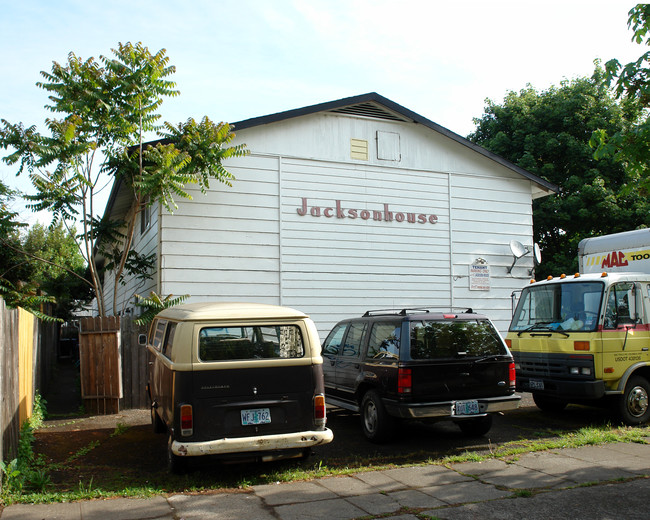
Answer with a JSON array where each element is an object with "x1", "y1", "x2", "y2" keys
[{"x1": 0, "y1": 299, "x2": 20, "y2": 463}]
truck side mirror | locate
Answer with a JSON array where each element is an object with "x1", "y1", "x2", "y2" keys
[{"x1": 138, "y1": 334, "x2": 147, "y2": 346}]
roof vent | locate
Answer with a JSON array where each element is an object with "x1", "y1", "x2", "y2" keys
[{"x1": 330, "y1": 102, "x2": 410, "y2": 122}]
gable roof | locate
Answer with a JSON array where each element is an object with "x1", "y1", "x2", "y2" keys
[
  {"x1": 232, "y1": 92, "x2": 558, "y2": 195},
  {"x1": 104, "y1": 92, "x2": 557, "y2": 222}
]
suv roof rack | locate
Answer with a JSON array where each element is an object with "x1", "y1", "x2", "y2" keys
[
  {"x1": 363, "y1": 308, "x2": 430, "y2": 317},
  {"x1": 362, "y1": 307, "x2": 474, "y2": 317}
]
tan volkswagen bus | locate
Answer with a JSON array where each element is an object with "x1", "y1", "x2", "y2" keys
[{"x1": 144, "y1": 302, "x2": 333, "y2": 472}]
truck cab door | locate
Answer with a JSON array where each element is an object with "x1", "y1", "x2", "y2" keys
[{"x1": 601, "y1": 282, "x2": 649, "y2": 377}]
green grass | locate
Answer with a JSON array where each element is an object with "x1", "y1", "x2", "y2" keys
[{"x1": 3, "y1": 422, "x2": 648, "y2": 506}]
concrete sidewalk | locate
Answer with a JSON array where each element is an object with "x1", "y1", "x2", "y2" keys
[{"x1": 1, "y1": 442, "x2": 649, "y2": 520}]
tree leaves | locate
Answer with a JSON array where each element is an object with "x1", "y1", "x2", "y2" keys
[
  {"x1": 590, "y1": 5, "x2": 650, "y2": 192},
  {"x1": 133, "y1": 292, "x2": 189, "y2": 325},
  {"x1": 470, "y1": 74, "x2": 649, "y2": 276},
  {"x1": 0, "y1": 41, "x2": 247, "y2": 316}
]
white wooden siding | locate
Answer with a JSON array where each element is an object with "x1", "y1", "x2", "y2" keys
[
  {"x1": 104, "y1": 202, "x2": 159, "y2": 316},
  {"x1": 277, "y1": 155, "x2": 451, "y2": 336},
  {"x1": 449, "y1": 168, "x2": 534, "y2": 333},
  {"x1": 159, "y1": 155, "x2": 281, "y2": 306},
  {"x1": 106, "y1": 111, "x2": 544, "y2": 338}
]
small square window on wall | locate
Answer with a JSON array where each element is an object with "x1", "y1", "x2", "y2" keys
[
  {"x1": 350, "y1": 138, "x2": 368, "y2": 160},
  {"x1": 377, "y1": 131, "x2": 400, "y2": 161}
]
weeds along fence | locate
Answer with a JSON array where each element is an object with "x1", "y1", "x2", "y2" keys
[
  {"x1": 1, "y1": 307, "x2": 148, "y2": 472},
  {"x1": 0, "y1": 298, "x2": 57, "y2": 465}
]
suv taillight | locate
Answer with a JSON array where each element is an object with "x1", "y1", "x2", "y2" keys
[
  {"x1": 398, "y1": 368, "x2": 412, "y2": 394},
  {"x1": 180, "y1": 404, "x2": 193, "y2": 436},
  {"x1": 509, "y1": 362, "x2": 516, "y2": 390},
  {"x1": 314, "y1": 394, "x2": 326, "y2": 430}
]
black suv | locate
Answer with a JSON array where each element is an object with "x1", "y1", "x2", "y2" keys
[{"x1": 322, "y1": 308, "x2": 520, "y2": 442}]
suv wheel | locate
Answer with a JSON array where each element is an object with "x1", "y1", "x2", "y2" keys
[
  {"x1": 361, "y1": 390, "x2": 395, "y2": 443},
  {"x1": 532, "y1": 393, "x2": 568, "y2": 412},
  {"x1": 456, "y1": 415, "x2": 493, "y2": 437}
]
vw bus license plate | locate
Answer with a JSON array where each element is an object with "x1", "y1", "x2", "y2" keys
[
  {"x1": 453, "y1": 400, "x2": 480, "y2": 416},
  {"x1": 241, "y1": 408, "x2": 271, "y2": 426}
]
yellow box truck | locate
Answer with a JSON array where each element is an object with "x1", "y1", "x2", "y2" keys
[{"x1": 506, "y1": 229, "x2": 650, "y2": 424}]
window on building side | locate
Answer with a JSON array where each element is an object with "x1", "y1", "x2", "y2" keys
[{"x1": 140, "y1": 202, "x2": 151, "y2": 235}]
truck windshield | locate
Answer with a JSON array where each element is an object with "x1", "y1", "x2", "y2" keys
[{"x1": 510, "y1": 281, "x2": 604, "y2": 333}]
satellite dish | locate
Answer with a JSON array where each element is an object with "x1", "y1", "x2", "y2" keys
[
  {"x1": 507, "y1": 240, "x2": 531, "y2": 274},
  {"x1": 533, "y1": 243, "x2": 542, "y2": 265},
  {"x1": 509, "y1": 240, "x2": 528, "y2": 259}
]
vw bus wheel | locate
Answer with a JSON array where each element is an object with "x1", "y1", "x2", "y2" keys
[
  {"x1": 151, "y1": 406, "x2": 165, "y2": 434},
  {"x1": 361, "y1": 390, "x2": 395, "y2": 443},
  {"x1": 167, "y1": 433, "x2": 187, "y2": 474},
  {"x1": 617, "y1": 376, "x2": 650, "y2": 425}
]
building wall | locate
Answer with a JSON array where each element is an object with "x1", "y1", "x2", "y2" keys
[
  {"x1": 151, "y1": 111, "x2": 536, "y2": 337},
  {"x1": 102, "y1": 203, "x2": 159, "y2": 316}
]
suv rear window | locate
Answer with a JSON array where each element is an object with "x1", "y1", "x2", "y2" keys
[
  {"x1": 409, "y1": 320, "x2": 506, "y2": 359},
  {"x1": 199, "y1": 325, "x2": 304, "y2": 361}
]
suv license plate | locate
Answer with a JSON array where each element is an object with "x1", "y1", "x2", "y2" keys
[
  {"x1": 529, "y1": 379, "x2": 545, "y2": 390},
  {"x1": 453, "y1": 400, "x2": 480, "y2": 416},
  {"x1": 241, "y1": 408, "x2": 271, "y2": 426}
]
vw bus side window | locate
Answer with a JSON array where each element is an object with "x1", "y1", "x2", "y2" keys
[
  {"x1": 151, "y1": 319, "x2": 167, "y2": 351},
  {"x1": 162, "y1": 323, "x2": 176, "y2": 359},
  {"x1": 198, "y1": 325, "x2": 305, "y2": 361}
]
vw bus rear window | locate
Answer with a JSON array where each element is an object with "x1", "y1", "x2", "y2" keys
[{"x1": 198, "y1": 325, "x2": 305, "y2": 361}]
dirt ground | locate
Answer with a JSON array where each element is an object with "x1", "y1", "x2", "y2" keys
[
  {"x1": 33, "y1": 409, "x2": 168, "y2": 491},
  {"x1": 31, "y1": 392, "x2": 630, "y2": 495},
  {"x1": 31, "y1": 361, "x2": 630, "y2": 494}
]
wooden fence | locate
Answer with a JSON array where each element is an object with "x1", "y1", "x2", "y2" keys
[
  {"x1": 1, "y1": 303, "x2": 148, "y2": 493},
  {"x1": 0, "y1": 299, "x2": 56, "y2": 468}
]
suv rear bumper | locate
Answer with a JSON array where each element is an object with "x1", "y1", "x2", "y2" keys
[
  {"x1": 171, "y1": 428, "x2": 333, "y2": 457},
  {"x1": 383, "y1": 394, "x2": 521, "y2": 419}
]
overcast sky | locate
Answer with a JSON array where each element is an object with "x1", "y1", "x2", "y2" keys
[{"x1": 0, "y1": 0, "x2": 644, "y2": 223}]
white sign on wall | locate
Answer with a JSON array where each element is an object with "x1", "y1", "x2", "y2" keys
[{"x1": 469, "y1": 260, "x2": 490, "y2": 291}]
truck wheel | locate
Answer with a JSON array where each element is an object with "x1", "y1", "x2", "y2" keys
[
  {"x1": 532, "y1": 393, "x2": 568, "y2": 412},
  {"x1": 361, "y1": 390, "x2": 395, "y2": 443},
  {"x1": 167, "y1": 433, "x2": 187, "y2": 474},
  {"x1": 151, "y1": 406, "x2": 165, "y2": 434},
  {"x1": 456, "y1": 415, "x2": 493, "y2": 437},
  {"x1": 617, "y1": 376, "x2": 650, "y2": 425}
]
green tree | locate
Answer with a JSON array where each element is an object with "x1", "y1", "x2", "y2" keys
[
  {"x1": 0, "y1": 181, "x2": 44, "y2": 315},
  {"x1": 469, "y1": 74, "x2": 649, "y2": 276},
  {"x1": 22, "y1": 222, "x2": 91, "y2": 320},
  {"x1": 591, "y1": 4, "x2": 650, "y2": 192},
  {"x1": 0, "y1": 206, "x2": 90, "y2": 320},
  {"x1": 0, "y1": 42, "x2": 247, "y2": 316}
]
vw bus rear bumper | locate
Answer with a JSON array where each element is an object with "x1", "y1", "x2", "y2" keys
[{"x1": 171, "y1": 428, "x2": 334, "y2": 457}]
